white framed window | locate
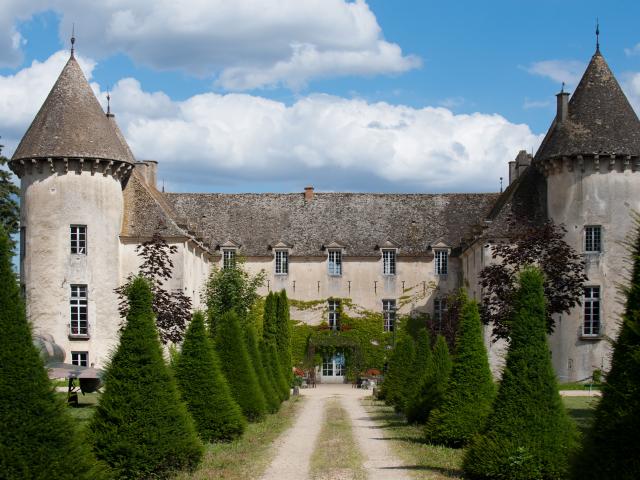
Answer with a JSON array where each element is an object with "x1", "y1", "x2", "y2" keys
[
  {"x1": 222, "y1": 249, "x2": 236, "y2": 269},
  {"x1": 583, "y1": 286, "x2": 601, "y2": 336},
  {"x1": 382, "y1": 249, "x2": 396, "y2": 275},
  {"x1": 434, "y1": 297, "x2": 448, "y2": 331},
  {"x1": 322, "y1": 355, "x2": 334, "y2": 376},
  {"x1": 328, "y1": 249, "x2": 342, "y2": 276},
  {"x1": 70, "y1": 225, "x2": 87, "y2": 255},
  {"x1": 328, "y1": 299, "x2": 340, "y2": 331},
  {"x1": 70, "y1": 285, "x2": 88, "y2": 337},
  {"x1": 71, "y1": 351, "x2": 88, "y2": 367},
  {"x1": 383, "y1": 299, "x2": 396, "y2": 332},
  {"x1": 585, "y1": 226, "x2": 602, "y2": 253},
  {"x1": 275, "y1": 250, "x2": 289, "y2": 275},
  {"x1": 435, "y1": 250, "x2": 448, "y2": 275}
]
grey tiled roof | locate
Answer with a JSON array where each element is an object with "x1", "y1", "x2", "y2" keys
[
  {"x1": 163, "y1": 192, "x2": 499, "y2": 257},
  {"x1": 536, "y1": 50, "x2": 640, "y2": 161},
  {"x1": 11, "y1": 55, "x2": 134, "y2": 164}
]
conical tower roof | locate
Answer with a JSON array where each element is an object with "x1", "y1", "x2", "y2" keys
[
  {"x1": 12, "y1": 54, "x2": 134, "y2": 164},
  {"x1": 536, "y1": 49, "x2": 640, "y2": 160}
]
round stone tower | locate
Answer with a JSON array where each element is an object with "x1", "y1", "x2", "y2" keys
[
  {"x1": 10, "y1": 48, "x2": 135, "y2": 367},
  {"x1": 535, "y1": 47, "x2": 640, "y2": 382}
]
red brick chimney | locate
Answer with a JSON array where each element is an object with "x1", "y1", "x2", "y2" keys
[{"x1": 304, "y1": 186, "x2": 314, "y2": 201}]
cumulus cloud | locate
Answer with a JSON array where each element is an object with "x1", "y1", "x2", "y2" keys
[
  {"x1": 524, "y1": 60, "x2": 585, "y2": 87},
  {"x1": 0, "y1": 0, "x2": 419, "y2": 90},
  {"x1": 623, "y1": 72, "x2": 640, "y2": 115},
  {"x1": 1, "y1": 51, "x2": 542, "y2": 193},
  {"x1": 624, "y1": 43, "x2": 640, "y2": 57}
]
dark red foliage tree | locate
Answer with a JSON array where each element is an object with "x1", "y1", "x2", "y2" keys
[
  {"x1": 480, "y1": 218, "x2": 587, "y2": 340},
  {"x1": 116, "y1": 230, "x2": 192, "y2": 344}
]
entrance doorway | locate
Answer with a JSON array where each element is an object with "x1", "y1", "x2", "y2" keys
[{"x1": 320, "y1": 352, "x2": 345, "y2": 383}]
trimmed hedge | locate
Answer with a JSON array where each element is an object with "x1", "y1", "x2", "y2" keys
[
  {"x1": 215, "y1": 310, "x2": 267, "y2": 421},
  {"x1": 383, "y1": 334, "x2": 416, "y2": 412},
  {"x1": 90, "y1": 277, "x2": 203, "y2": 478},
  {"x1": 574, "y1": 223, "x2": 640, "y2": 479},
  {"x1": 412, "y1": 335, "x2": 452, "y2": 425},
  {"x1": 276, "y1": 290, "x2": 293, "y2": 384},
  {"x1": 0, "y1": 227, "x2": 102, "y2": 480},
  {"x1": 405, "y1": 327, "x2": 432, "y2": 423},
  {"x1": 175, "y1": 311, "x2": 245, "y2": 442},
  {"x1": 425, "y1": 297, "x2": 495, "y2": 446},
  {"x1": 245, "y1": 324, "x2": 281, "y2": 413},
  {"x1": 464, "y1": 267, "x2": 577, "y2": 480}
]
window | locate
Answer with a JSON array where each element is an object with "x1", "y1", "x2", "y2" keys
[
  {"x1": 71, "y1": 351, "x2": 88, "y2": 367},
  {"x1": 585, "y1": 226, "x2": 602, "y2": 253},
  {"x1": 275, "y1": 250, "x2": 289, "y2": 275},
  {"x1": 70, "y1": 285, "x2": 88, "y2": 337},
  {"x1": 328, "y1": 299, "x2": 340, "y2": 331},
  {"x1": 322, "y1": 355, "x2": 334, "y2": 376},
  {"x1": 382, "y1": 249, "x2": 396, "y2": 275},
  {"x1": 222, "y1": 249, "x2": 236, "y2": 269},
  {"x1": 20, "y1": 226, "x2": 26, "y2": 261},
  {"x1": 328, "y1": 249, "x2": 342, "y2": 276},
  {"x1": 583, "y1": 287, "x2": 601, "y2": 336},
  {"x1": 383, "y1": 299, "x2": 396, "y2": 332},
  {"x1": 70, "y1": 225, "x2": 87, "y2": 254},
  {"x1": 434, "y1": 298, "x2": 448, "y2": 331},
  {"x1": 435, "y1": 250, "x2": 448, "y2": 275}
]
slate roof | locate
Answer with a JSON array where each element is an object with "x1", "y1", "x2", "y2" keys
[
  {"x1": 11, "y1": 54, "x2": 133, "y2": 164},
  {"x1": 163, "y1": 192, "x2": 499, "y2": 257},
  {"x1": 536, "y1": 49, "x2": 640, "y2": 161}
]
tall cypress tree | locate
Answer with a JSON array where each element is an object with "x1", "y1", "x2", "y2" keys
[
  {"x1": 275, "y1": 290, "x2": 293, "y2": 384},
  {"x1": 404, "y1": 328, "x2": 432, "y2": 423},
  {"x1": 175, "y1": 311, "x2": 245, "y2": 442},
  {"x1": 574, "y1": 223, "x2": 640, "y2": 480},
  {"x1": 425, "y1": 297, "x2": 495, "y2": 446},
  {"x1": 413, "y1": 335, "x2": 452, "y2": 425},
  {"x1": 0, "y1": 227, "x2": 101, "y2": 479},
  {"x1": 263, "y1": 292, "x2": 289, "y2": 400},
  {"x1": 215, "y1": 310, "x2": 267, "y2": 421},
  {"x1": 90, "y1": 277, "x2": 203, "y2": 479},
  {"x1": 383, "y1": 334, "x2": 416, "y2": 412},
  {"x1": 464, "y1": 267, "x2": 577, "y2": 480},
  {"x1": 245, "y1": 323, "x2": 280, "y2": 413}
]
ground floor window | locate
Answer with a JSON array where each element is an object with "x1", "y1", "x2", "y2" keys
[
  {"x1": 71, "y1": 351, "x2": 88, "y2": 367},
  {"x1": 322, "y1": 352, "x2": 345, "y2": 377}
]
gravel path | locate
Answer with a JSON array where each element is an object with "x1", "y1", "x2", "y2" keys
[{"x1": 261, "y1": 385, "x2": 410, "y2": 480}]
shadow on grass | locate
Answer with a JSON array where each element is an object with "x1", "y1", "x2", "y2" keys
[{"x1": 380, "y1": 464, "x2": 463, "y2": 477}]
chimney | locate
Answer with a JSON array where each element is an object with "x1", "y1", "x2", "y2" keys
[
  {"x1": 508, "y1": 161, "x2": 516, "y2": 185},
  {"x1": 556, "y1": 90, "x2": 569, "y2": 123},
  {"x1": 135, "y1": 160, "x2": 158, "y2": 189},
  {"x1": 304, "y1": 186, "x2": 314, "y2": 201}
]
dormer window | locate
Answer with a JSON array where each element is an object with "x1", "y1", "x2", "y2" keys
[
  {"x1": 382, "y1": 249, "x2": 396, "y2": 275},
  {"x1": 70, "y1": 225, "x2": 86, "y2": 255},
  {"x1": 222, "y1": 248, "x2": 236, "y2": 269},
  {"x1": 435, "y1": 249, "x2": 448, "y2": 275},
  {"x1": 328, "y1": 249, "x2": 342, "y2": 276},
  {"x1": 275, "y1": 250, "x2": 289, "y2": 275}
]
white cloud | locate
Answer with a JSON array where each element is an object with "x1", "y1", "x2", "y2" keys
[
  {"x1": 623, "y1": 72, "x2": 640, "y2": 114},
  {"x1": 1, "y1": 51, "x2": 542, "y2": 193},
  {"x1": 523, "y1": 98, "x2": 552, "y2": 110},
  {"x1": 524, "y1": 60, "x2": 585, "y2": 87},
  {"x1": 0, "y1": 0, "x2": 419, "y2": 90},
  {"x1": 624, "y1": 43, "x2": 640, "y2": 56}
]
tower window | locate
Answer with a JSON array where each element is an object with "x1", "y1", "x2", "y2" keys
[
  {"x1": 382, "y1": 249, "x2": 396, "y2": 275},
  {"x1": 583, "y1": 287, "x2": 601, "y2": 336},
  {"x1": 328, "y1": 299, "x2": 340, "y2": 331},
  {"x1": 383, "y1": 299, "x2": 396, "y2": 332},
  {"x1": 70, "y1": 225, "x2": 87, "y2": 254},
  {"x1": 275, "y1": 250, "x2": 289, "y2": 275},
  {"x1": 328, "y1": 249, "x2": 342, "y2": 276},
  {"x1": 20, "y1": 226, "x2": 26, "y2": 261},
  {"x1": 70, "y1": 285, "x2": 88, "y2": 337},
  {"x1": 585, "y1": 226, "x2": 602, "y2": 253},
  {"x1": 71, "y1": 351, "x2": 88, "y2": 367},
  {"x1": 435, "y1": 250, "x2": 448, "y2": 275},
  {"x1": 222, "y1": 249, "x2": 236, "y2": 269}
]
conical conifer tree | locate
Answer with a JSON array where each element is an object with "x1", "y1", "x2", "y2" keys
[
  {"x1": 425, "y1": 296, "x2": 495, "y2": 446},
  {"x1": 574, "y1": 222, "x2": 640, "y2": 480},
  {"x1": 0, "y1": 227, "x2": 101, "y2": 479},
  {"x1": 90, "y1": 277, "x2": 203, "y2": 479},
  {"x1": 245, "y1": 323, "x2": 280, "y2": 413},
  {"x1": 383, "y1": 334, "x2": 416, "y2": 412},
  {"x1": 175, "y1": 311, "x2": 245, "y2": 442},
  {"x1": 412, "y1": 334, "x2": 452, "y2": 425},
  {"x1": 215, "y1": 310, "x2": 267, "y2": 421},
  {"x1": 263, "y1": 292, "x2": 289, "y2": 400},
  {"x1": 275, "y1": 290, "x2": 293, "y2": 384},
  {"x1": 404, "y1": 327, "x2": 432, "y2": 423},
  {"x1": 464, "y1": 267, "x2": 577, "y2": 480}
]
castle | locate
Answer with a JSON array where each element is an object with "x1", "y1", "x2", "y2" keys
[{"x1": 10, "y1": 41, "x2": 640, "y2": 383}]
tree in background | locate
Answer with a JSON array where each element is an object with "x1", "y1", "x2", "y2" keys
[
  {"x1": 175, "y1": 311, "x2": 245, "y2": 442},
  {"x1": 276, "y1": 290, "x2": 293, "y2": 383},
  {"x1": 382, "y1": 334, "x2": 416, "y2": 413},
  {"x1": 263, "y1": 292, "x2": 290, "y2": 400},
  {"x1": 91, "y1": 277, "x2": 203, "y2": 478},
  {"x1": 0, "y1": 226, "x2": 101, "y2": 479},
  {"x1": 480, "y1": 219, "x2": 586, "y2": 340},
  {"x1": 115, "y1": 230, "x2": 192, "y2": 344},
  {"x1": 245, "y1": 323, "x2": 281, "y2": 413},
  {"x1": 215, "y1": 310, "x2": 267, "y2": 421},
  {"x1": 425, "y1": 296, "x2": 495, "y2": 446},
  {"x1": 0, "y1": 143, "x2": 19, "y2": 247},
  {"x1": 574, "y1": 218, "x2": 640, "y2": 480},
  {"x1": 404, "y1": 327, "x2": 432, "y2": 423},
  {"x1": 464, "y1": 267, "x2": 577, "y2": 480},
  {"x1": 412, "y1": 335, "x2": 452, "y2": 425}
]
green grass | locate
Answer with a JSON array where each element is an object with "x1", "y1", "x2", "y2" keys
[
  {"x1": 558, "y1": 382, "x2": 601, "y2": 391},
  {"x1": 55, "y1": 392, "x2": 100, "y2": 427},
  {"x1": 310, "y1": 398, "x2": 366, "y2": 480},
  {"x1": 563, "y1": 396, "x2": 599, "y2": 436}
]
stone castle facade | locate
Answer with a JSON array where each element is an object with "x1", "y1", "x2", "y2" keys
[{"x1": 10, "y1": 44, "x2": 640, "y2": 383}]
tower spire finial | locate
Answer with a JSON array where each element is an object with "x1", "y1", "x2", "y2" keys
[
  {"x1": 70, "y1": 23, "x2": 76, "y2": 57},
  {"x1": 106, "y1": 90, "x2": 112, "y2": 116},
  {"x1": 595, "y1": 18, "x2": 600, "y2": 52}
]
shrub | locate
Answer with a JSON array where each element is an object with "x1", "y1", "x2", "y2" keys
[
  {"x1": 90, "y1": 277, "x2": 203, "y2": 479},
  {"x1": 574, "y1": 221, "x2": 640, "y2": 480},
  {"x1": 411, "y1": 335, "x2": 452, "y2": 425},
  {"x1": 175, "y1": 311, "x2": 245, "y2": 442},
  {"x1": 215, "y1": 310, "x2": 267, "y2": 421},
  {"x1": 263, "y1": 292, "x2": 289, "y2": 400},
  {"x1": 0, "y1": 227, "x2": 101, "y2": 479},
  {"x1": 382, "y1": 334, "x2": 416, "y2": 412},
  {"x1": 405, "y1": 327, "x2": 432, "y2": 423},
  {"x1": 245, "y1": 324, "x2": 281, "y2": 413},
  {"x1": 464, "y1": 267, "x2": 577, "y2": 480},
  {"x1": 276, "y1": 290, "x2": 293, "y2": 384},
  {"x1": 425, "y1": 296, "x2": 495, "y2": 446}
]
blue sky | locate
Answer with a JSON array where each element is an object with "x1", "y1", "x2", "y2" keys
[{"x1": 2, "y1": 1, "x2": 640, "y2": 193}]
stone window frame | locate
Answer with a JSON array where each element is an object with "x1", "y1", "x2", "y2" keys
[
  {"x1": 327, "y1": 249, "x2": 342, "y2": 276},
  {"x1": 382, "y1": 299, "x2": 396, "y2": 332},
  {"x1": 328, "y1": 299, "x2": 340, "y2": 331},
  {"x1": 70, "y1": 224, "x2": 87, "y2": 255},
  {"x1": 69, "y1": 284, "x2": 89, "y2": 338},
  {"x1": 583, "y1": 286, "x2": 601, "y2": 337},
  {"x1": 71, "y1": 351, "x2": 89, "y2": 367},
  {"x1": 382, "y1": 248, "x2": 397, "y2": 276},
  {"x1": 434, "y1": 249, "x2": 449, "y2": 275},
  {"x1": 275, "y1": 249, "x2": 289, "y2": 275},
  {"x1": 584, "y1": 225, "x2": 602, "y2": 253},
  {"x1": 222, "y1": 248, "x2": 236, "y2": 269}
]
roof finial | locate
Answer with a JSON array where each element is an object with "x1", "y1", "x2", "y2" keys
[
  {"x1": 561, "y1": 81, "x2": 565, "y2": 93},
  {"x1": 70, "y1": 23, "x2": 76, "y2": 57},
  {"x1": 106, "y1": 90, "x2": 112, "y2": 116},
  {"x1": 595, "y1": 18, "x2": 600, "y2": 52},
  {"x1": 499, "y1": 176, "x2": 503, "y2": 193}
]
